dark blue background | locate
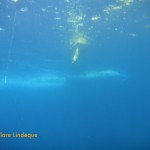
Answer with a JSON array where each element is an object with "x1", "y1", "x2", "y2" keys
[{"x1": 0, "y1": 0, "x2": 150, "y2": 149}]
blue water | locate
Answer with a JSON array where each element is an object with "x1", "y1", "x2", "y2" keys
[{"x1": 0, "y1": 0, "x2": 150, "y2": 150}]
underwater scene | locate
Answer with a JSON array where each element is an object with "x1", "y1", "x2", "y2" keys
[{"x1": 0, "y1": 0, "x2": 150, "y2": 149}]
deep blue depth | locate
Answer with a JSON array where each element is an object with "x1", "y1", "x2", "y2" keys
[{"x1": 0, "y1": 0, "x2": 150, "y2": 150}]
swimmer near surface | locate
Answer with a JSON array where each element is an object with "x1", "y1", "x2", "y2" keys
[
  {"x1": 70, "y1": 33, "x2": 87, "y2": 47},
  {"x1": 66, "y1": 0, "x2": 89, "y2": 64},
  {"x1": 71, "y1": 33, "x2": 88, "y2": 64}
]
